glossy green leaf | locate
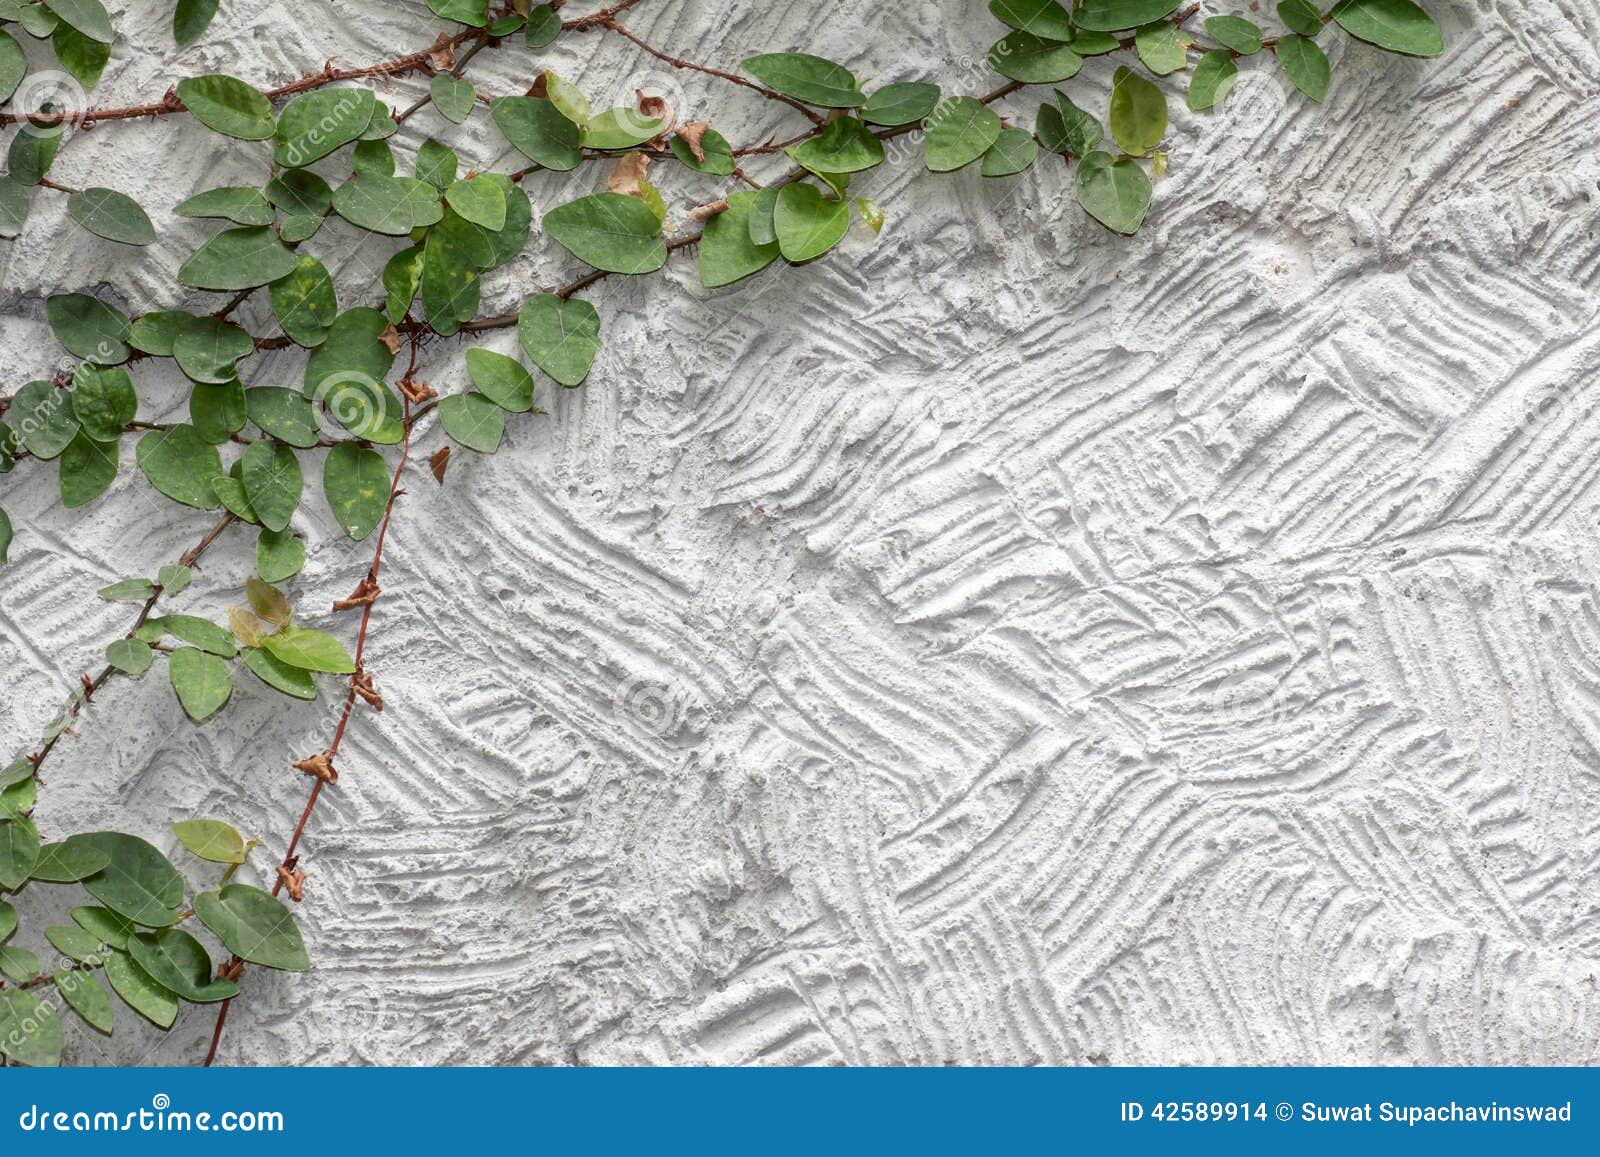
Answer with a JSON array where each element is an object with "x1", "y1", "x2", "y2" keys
[
  {"x1": 159, "y1": 563, "x2": 191, "y2": 594},
  {"x1": 45, "y1": 924, "x2": 102, "y2": 962},
  {"x1": 988, "y1": 31, "x2": 1082, "y2": 83},
  {"x1": 668, "y1": 126, "x2": 735, "y2": 174},
  {"x1": 188, "y1": 380, "x2": 246, "y2": 443},
  {"x1": 1109, "y1": 65, "x2": 1166, "y2": 154},
  {"x1": 162, "y1": 614, "x2": 238, "y2": 657},
  {"x1": 246, "y1": 387, "x2": 320, "y2": 448},
  {"x1": 171, "y1": 818, "x2": 246, "y2": 864},
  {"x1": 260, "y1": 624, "x2": 353, "y2": 673},
  {"x1": 179, "y1": 225, "x2": 299, "y2": 290},
  {"x1": 0, "y1": 29, "x2": 24, "y2": 103},
  {"x1": 427, "y1": 0, "x2": 487, "y2": 25},
  {"x1": 0, "y1": 988, "x2": 63, "y2": 1066},
  {"x1": 989, "y1": 0, "x2": 1074, "y2": 38},
  {"x1": 333, "y1": 171, "x2": 433, "y2": 235},
  {"x1": 698, "y1": 190, "x2": 780, "y2": 288},
  {"x1": 98, "y1": 577, "x2": 155, "y2": 602},
  {"x1": 923, "y1": 96, "x2": 1001, "y2": 172},
  {"x1": 52, "y1": 26, "x2": 108, "y2": 90},
  {"x1": 136, "y1": 425, "x2": 223, "y2": 508},
  {"x1": 81, "y1": 832, "x2": 184, "y2": 927},
  {"x1": 430, "y1": 73, "x2": 476, "y2": 123},
  {"x1": 33, "y1": 835, "x2": 110, "y2": 882},
  {"x1": 73, "y1": 906, "x2": 134, "y2": 950},
  {"x1": 862, "y1": 82, "x2": 939, "y2": 126},
  {"x1": 1074, "y1": 0, "x2": 1183, "y2": 31},
  {"x1": 1277, "y1": 34, "x2": 1331, "y2": 100},
  {"x1": 241, "y1": 646, "x2": 317, "y2": 700},
  {"x1": 0, "y1": 944, "x2": 37, "y2": 984},
  {"x1": 55, "y1": 969, "x2": 113, "y2": 1034},
  {"x1": 578, "y1": 107, "x2": 665, "y2": 149},
  {"x1": 382, "y1": 244, "x2": 424, "y2": 322},
  {"x1": 525, "y1": 2, "x2": 560, "y2": 46},
  {"x1": 8, "y1": 125, "x2": 59, "y2": 186},
  {"x1": 323, "y1": 441, "x2": 388, "y2": 540},
  {"x1": 445, "y1": 174, "x2": 506, "y2": 230},
  {"x1": 462, "y1": 347, "x2": 533, "y2": 414},
  {"x1": 269, "y1": 255, "x2": 338, "y2": 348},
  {"x1": 1188, "y1": 49, "x2": 1239, "y2": 109},
  {"x1": 177, "y1": 74, "x2": 275, "y2": 140},
  {"x1": 422, "y1": 210, "x2": 488, "y2": 335},
  {"x1": 0, "y1": 173, "x2": 29, "y2": 238},
  {"x1": 105, "y1": 637, "x2": 154, "y2": 675},
  {"x1": 788, "y1": 116, "x2": 884, "y2": 176},
  {"x1": 173, "y1": 314, "x2": 252, "y2": 383},
  {"x1": 168, "y1": 645, "x2": 232, "y2": 721},
  {"x1": 742, "y1": 52, "x2": 863, "y2": 107},
  {"x1": 104, "y1": 947, "x2": 179, "y2": 1029},
  {"x1": 490, "y1": 95, "x2": 581, "y2": 171},
  {"x1": 173, "y1": 0, "x2": 219, "y2": 45},
  {"x1": 174, "y1": 185, "x2": 273, "y2": 226},
  {"x1": 47, "y1": 293, "x2": 130, "y2": 364},
  {"x1": 275, "y1": 86, "x2": 377, "y2": 166},
  {"x1": 439, "y1": 391, "x2": 505, "y2": 454},
  {"x1": 982, "y1": 126, "x2": 1039, "y2": 177},
  {"x1": 255, "y1": 527, "x2": 304, "y2": 582},
  {"x1": 194, "y1": 884, "x2": 309, "y2": 972},
  {"x1": 46, "y1": 0, "x2": 111, "y2": 42},
  {"x1": 265, "y1": 167, "x2": 332, "y2": 215},
  {"x1": 239, "y1": 440, "x2": 302, "y2": 533},
  {"x1": 773, "y1": 182, "x2": 850, "y2": 262},
  {"x1": 1206, "y1": 14, "x2": 1263, "y2": 53},
  {"x1": 543, "y1": 192, "x2": 666, "y2": 274},
  {"x1": 1331, "y1": 0, "x2": 1443, "y2": 56},
  {"x1": 70, "y1": 362, "x2": 135, "y2": 441},
  {"x1": 1076, "y1": 149, "x2": 1153, "y2": 234},
  {"x1": 1278, "y1": 0, "x2": 1325, "y2": 37},
  {"x1": 12, "y1": 380, "x2": 78, "y2": 459},
  {"x1": 59, "y1": 430, "x2": 117, "y2": 507},
  {"x1": 129, "y1": 928, "x2": 239, "y2": 1002},
  {"x1": 415, "y1": 138, "x2": 457, "y2": 190},
  {"x1": 0, "y1": 817, "x2": 40, "y2": 890},
  {"x1": 127, "y1": 310, "x2": 188, "y2": 356},
  {"x1": 67, "y1": 187, "x2": 155, "y2": 245},
  {"x1": 1135, "y1": 20, "x2": 1189, "y2": 74},
  {"x1": 517, "y1": 294, "x2": 600, "y2": 387}
]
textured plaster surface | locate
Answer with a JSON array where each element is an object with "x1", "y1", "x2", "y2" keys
[{"x1": 3, "y1": 0, "x2": 1600, "y2": 1065}]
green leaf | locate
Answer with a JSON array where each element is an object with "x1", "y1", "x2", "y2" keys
[
  {"x1": 463, "y1": 347, "x2": 533, "y2": 414},
  {"x1": 189, "y1": 380, "x2": 246, "y2": 443},
  {"x1": 517, "y1": 294, "x2": 601, "y2": 387},
  {"x1": 352, "y1": 137, "x2": 393, "y2": 177},
  {"x1": 33, "y1": 835, "x2": 111, "y2": 882},
  {"x1": 1276, "y1": 33, "x2": 1331, "y2": 100},
  {"x1": 265, "y1": 167, "x2": 332, "y2": 216},
  {"x1": 179, "y1": 225, "x2": 299, "y2": 290},
  {"x1": 159, "y1": 563, "x2": 191, "y2": 594},
  {"x1": 543, "y1": 192, "x2": 667, "y2": 275},
  {"x1": 333, "y1": 171, "x2": 434, "y2": 235},
  {"x1": 245, "y1": 387, "x2": 319, "y2": 448},
  {"x1": 422, "y1": 211, "x2": 489, "y2": 335},
  {"x1": 1188, "y1": 49, "x2": 1239, "y2": 109},
  {"x1": 127, "y1": 309, "x2": 188, "y2": 356},
  {"x1": 470, "y1": 173, "x2": 530, "y2": 267},
  {"x1": 1076, "y1": 149, "x2": 1153, "y2": 234},
  {"x1": 988, "y1": 31, "x2": 1082, "y2": 84},
  {"x1": 0, "y1": 899, "x2": 13, "y2": 941},
  {"x1": 98, "y1": 577, "x2": 155, "y2": 602},
  {"x1": 129, "y1": 928, "x2": 239, "y2": 1002},
  {"x1": 742, "y1": 52, "x2": 863, "y2": 107},
  {"x1": 67, "y1": 187, "x2": 155, "y2": 245},
  {"x1": 105, "y1": 637, "x2": 154, "y2": 675},
  {"x1": 162, "y1": 614, "x2": 238, "y2": 657},
  {"x1": 430, "y1": 73, "x2": 476, "y2": 123},
  {"x1": 1074, "y1": 0, "x2": 1183, "y2": 31},
  {"x1": 177, "y1": 74, "x2": 275, "y2": 140},
  {"x1": 415, "y1": 138, "x2": 457, "y2": 190},
  {"x1": 0, "y1": 988, "x2": 63, "y2": 1066},
  {"x1": 981, "y1": 126, "x2": 1039, "y2": 177},
  {"x1": 0, "y1": 817, "x2": 40, "y2": 890},
  {"x1": 174, "y1": 185, "x2": 274, "y2": 226},
  {"x1": 772, "y1": 182, "x2": 851, "y2": 263},
  {"x1": 73, "y1": 906, "x2": 133, "y2": 950},
  {"x1": 1278, "y1": 0, "x2": 1325, "y2": 37},
  {"x1": 0, "y1": 29, "x2": 24, "y2": 103},
  {"x1": 171, "y1": 818, "x2": 246, "y2": 864},
  {"x1": 698, "y1": 190, "x2": 780, "y2": 289},
  {"x1": 445, "y1": 174, "x2": 506, "y2": 230},
  {"x1": 1109, "y1": 65, "x2": 1166, "y2": 155},
  {"x1": 46, "y1": 0, "x2": 111, "y2": 41},
  {"x1": 173, "y1": 0, "x2": 219, "y2": 45},
  {"x1": 989, "y1": 0, "x2": 1074, "y2": 38},
  {"x1": 255, "y1": 527, "x2": 304, "y2": 583},
  {"x1": 12, "y1": 380, "x2": 78, "y2": 460},
  {"x1": 788, "y1": 116, "x2": 884, "y2": 176},
  {"x1": 173, "y1": 314, "x2": 252, "y2": 383},
  {"x1": 1205, "y1": 14, "x2": 1263, "y2": 53},
  {"x1": 578, "y1": 107, "x2": 665, "y2": 150},
  {"x1": 667, "y1": 126, "x2": 734, "y2": 174},
  {"x1": 260, "y1": 624, "x2": 353, "y2": 673},
  {"x1": 70, "y1": 362, "x2": 135, "y2": 441},
  {"x1": 81, "y1": 832, "x2": 184, "y2": 927},
  {"x1": 1135, "y1": 20, "x2": 1189, "y2": 75},
  {"x1": 55, "y1": 969, "x2": 114, "y2": 1034},
  {"x1": 1331, "y1": 0, "x2": 1443, "y2": 56},
  {"x1": 242, "y1": 645, "x2": 317, "y2": 699},
  {"x1": 0, "y1": 944, "x2": 38, "y2": 984},
  {"x1": 275, "y1": 86, "x2": 377, "y2": 166},
  {"x1": 50, "y1": 25, "x2": 106, "y2": 87},
  {"x1": 269, "y1": 255, "x2": 338, "y2": 348},
  {"x1": 168, "y1": 645, "x2": 232, "y2": 721},
  {"x1": 323, "y1": 441, "x2": 388, "y2": 539},
  {"x1": 923, "y1": 96, "x2": 1001, "y2": 172},
  {"x1": 45, "y1": 924, "x2": 102, "y2": 962},
  {"x1": 490, "y1": 95, "x2": 581, "y2": 171},
  {"x1": 0, "y1": 506, "x2": 9, "y2": 566},
  {"x1": 194, "y1": 884, "x2": 309, "y2": 972},
  {"x1": 59, "y1": 429, "x2": 117, "y2": 507},
  {"x1": 427, "y1": 0, "x2": 487, "y2": 25},
  {"x1": 439, "y1": 392, "x2": 505, "y2": 454},
  {"x1": 525, "y1": 2, "x2": 560, "y2": 46},
  {"x1": 104, "y1": 947, "x2": 178, "y2": 1028},
  {"x1": 47, "y1": 292, "x2": 129, "y2": 364},
  {"x1": 862, "y1": 82, "x2": 939, "y2": 126},
  {"x1": 213, "y1": 469, "x2": 258, "y2": 524},
  {"x1": 239, "y1": 440, "x2": 302, "y2": 533},
  {"x1": 0, "y1": 172, "x2": 29, "y2": 238},
  {"x1": 382, "y1": 245, "x2": 424, "y2": 322},
  {"x1": 8, "y1": 125, "x2": 59, "y2": 186}
]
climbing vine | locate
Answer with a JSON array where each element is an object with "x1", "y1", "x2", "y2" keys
[{"x1": 0, "y1": 0, "x2": 1443, "y2": 1065}]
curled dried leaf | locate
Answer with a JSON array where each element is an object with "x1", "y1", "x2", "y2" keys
[
  {"x1": 608, "y1": 152, "x2": 651, "y2": 198},
  {"x1": 292, "y1": 752, "x2": 338, "y2": 784},
  {"x1": 276, "y1": 866, "x2": 306, "y2": 902},
  {"x1": 689, "y1": 198, "x2": 729, "y2": 221},
  {"x1": 379, "y1": 323, "x2": 403, "y2": 354},
  {"x1": 676, "y1": 121, "x2": 710, "y2": 163},
  {"x1": 429, "y1": 445, "x2": 451, "y2": 484},
  {"x1": 398, "y1": 378, "x2": 438, "y2": 404}
]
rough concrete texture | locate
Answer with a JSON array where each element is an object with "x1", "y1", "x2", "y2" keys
[{"x1": 3, "y1": 0, "x2": 1600, "y2": 1065}]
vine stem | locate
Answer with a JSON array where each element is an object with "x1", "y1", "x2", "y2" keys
[
  {"x1": 201, "y1": 340, "x2": 421, "y2": 1068},
  {"x1": 19, "y1": 510, "x2": 238, "y2": 785}
]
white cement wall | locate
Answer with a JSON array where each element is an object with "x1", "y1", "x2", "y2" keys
[{"x1": 4, "y1": 0, "x2": 1600, "y2": 1065}]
